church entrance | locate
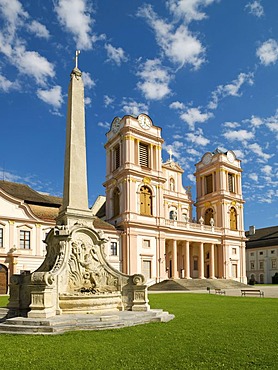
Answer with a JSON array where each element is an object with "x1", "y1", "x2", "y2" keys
[{"x1": 0, "y1": 264, "x2": 8, "y2": 294}]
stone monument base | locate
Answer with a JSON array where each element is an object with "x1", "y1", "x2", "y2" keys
[{"x1": 0, "y1": 309, "x2": 174, "y2": 335}]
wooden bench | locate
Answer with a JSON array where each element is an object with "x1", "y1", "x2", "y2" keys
[
  {"x1": 215, "y1": 288, "x2": 225, "y2": 295},
  {"x1": 241, "y1": 289, "x2": 264, "y2": 297}
]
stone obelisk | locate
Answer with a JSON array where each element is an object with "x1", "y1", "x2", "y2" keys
[{"x1": 57, "y1": 51, "x2": 92, "y2": 226}]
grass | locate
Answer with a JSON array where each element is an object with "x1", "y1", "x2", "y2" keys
[{"x1": 0, "y1": 293, "x2": 277, "y2": 369}]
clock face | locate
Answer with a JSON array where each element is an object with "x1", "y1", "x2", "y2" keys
[
  {"x1": 202, "y1": 152, "x2": 212, "y2": 165},
  {"x1": 227, "y1": 150, "x2": 235, "y2": 163},
  {"x1": 138, "y1": 114, "x2": 151, "y2": 130},
  {"x1": 111, "y1": 117, "x2": 121, "y2": 133}
]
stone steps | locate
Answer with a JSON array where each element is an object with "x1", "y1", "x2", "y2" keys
[
  {"x1": 149, "y1": 279, "x2": 248, "y2": 291},
  {"x1": 0, "y1": 309, "x2": 174, "y2": 335}
]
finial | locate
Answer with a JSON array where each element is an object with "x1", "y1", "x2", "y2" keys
[
  {"x1": 75, "y1": 50, "x2": 81, "y2": 69},
  {"x1": 169, "y1": 149, "x2": 173, "y2": 161}
]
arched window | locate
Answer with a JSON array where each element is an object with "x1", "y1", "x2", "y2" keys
[
  {"x1": 230, "y1": 207, "x2": 237, "y2": 230},
  {"x1": 205, "y1": 208, "x2": 214, "y2": 225},
  {"x1": 113, "y1": 187, "x2": 120, "y2": 217},
  {"x1": 140, "y1": 186, "x2": 152, "y2": 216},
  {"x1": 259, "y1": 274, "x2": 264, "y2": 284},
  {"x1": 169, "y1": 178, "x2": 175, "y2": 191},
  {"x1": 169, "y1": 209, "x2": 177, "y2": 220}
]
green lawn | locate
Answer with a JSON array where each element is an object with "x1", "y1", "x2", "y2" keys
[{"x1": 0, "y1": 294, "x2": 277, "y2": 369}]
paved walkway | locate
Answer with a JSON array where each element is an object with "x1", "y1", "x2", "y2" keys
[{"x1": 149, "y1": 285, "x2": 278, "y2": 298}]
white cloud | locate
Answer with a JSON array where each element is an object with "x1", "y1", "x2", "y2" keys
[
  {"x1": 137, "y1": 59, "x2": 171, "y2": 100},
  {"x1": 208, "y1": 72, "x2": 254, "y2": 109},
  {"x1": 249, "y1": 173, "x2": 258, "y2": 182},
  {"x1": 180, "y1": 107, "x2": 213, "y2": 130},
  {"x1": 0, "y1": 0, "x2": 28, "y2": 39},
  {"x1": 223, "y1": 121, "x2": 241, "y2": 128},
  {"x1": 249, "y1": 115, "x2": 263, "y2": 127},
  {"x1": 245, "y1": 1, "x2": 264, "y2": 18},
  {"x1": 104, "y1": 95, "x2": 114, "y2": 108},
  {"x1": 187, "y1": 173, "x2": 196, "y2": 182},
  {"x1": 256, "y1": 39, "x2": 278, "y2": 66},
  {"x1": 233, "y1": 149, "x2": 245, "y2": 160},
  {"x1": 13, "y1": 45, "x2": 55, "y2": 85},
  {"x1": 82, "y1": 71, "x2": 95, "y2": 89},
  {"x1": 265, "y1": 112, "x2": 278, "y2": 137},
  {"x1": 54, "y1": 0, "x2": 94, "y2": 50},
  {"x1": 137, "y1": 4, "x2": 205, "y2": 69},
  {"x1": 187, "y1": 148, "x2": 200, "y2": 157},
  {"x1": 37, "y1": 85, "x2": 63, "y2": 109},
  {"x1": 0, "y1": 74, "x2": 19, "y2": 92},
  {"x1": 248, "y1": 143, "x2": 272, "y2": 161},
  {"x1": 167, "y1": 0, "x2": 217, "y2": 23},
  {"x1": 223, "y1": 129, "x2": 254, "y2": 142},
  {"x1": 98, "y1": 121, "x2": 110, "y2": 129},
  {"x1": 84, "y1": 96, "x2": 91, "y2": 105},
  {"x1": 169, "y1": 101, "x2": 185, "y2": 110},
  {"x1": 186, "y1": 128, "x2": 210, "y2": 146},
  {"x1": 261, "y1": 165, "x2": 272, "y2": 176},
  {"x1": 105, "y1": 43, "x2": 127, "y2": 66},
  {"x1": 121, "y1": 99, "x2": 148, "y2": 116},
  {"x1": 27, "y1": 20, "x2": 50, "y2": 39}
]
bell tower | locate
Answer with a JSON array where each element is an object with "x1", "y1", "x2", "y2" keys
[
  {"x1": 103, "y1": 114, "x2": 165, "y2": 227},
  {"x1": 194, "y1": 149, "x2": 245, "y2": 233}
]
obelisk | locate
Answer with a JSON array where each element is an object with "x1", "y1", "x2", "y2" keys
[{"x1": 57, "y1": 51, "x2": 92, "y2": 226}]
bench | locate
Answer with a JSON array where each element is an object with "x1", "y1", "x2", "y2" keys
[
  {"x1": 241, "y1": 289, "x2": 264, "y2": 297},
  {"x1": 215, "y1": 288, "x2": 225, "y2": 295}
]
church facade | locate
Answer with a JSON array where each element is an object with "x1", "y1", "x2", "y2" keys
[{"x1": 102, "y1": 114, "x2": 247, "y2": 284}]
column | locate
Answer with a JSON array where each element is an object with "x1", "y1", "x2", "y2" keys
[
  {"x1": 209, "y1": 243, "x2": 215, "y2": 279},
  {"x1": 198, "y1": 242, "x2": 205, "y2": 279},
  {"x1": 184, "y1": 241, "x2": 191, "y2": 279},
  {"x1": 172, "y1": 240, "x2": 178, "y2": 279}
]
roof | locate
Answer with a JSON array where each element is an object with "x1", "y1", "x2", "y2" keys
[
  {"x1": 0, "y1": 180, "x2": 62, "y2": 207},
  {"x1": 246, "y1": 226, "x2": 278, "y2": 248},
  {"x1": 0, "y1": 180, "x2": 115, "y2": 230}
]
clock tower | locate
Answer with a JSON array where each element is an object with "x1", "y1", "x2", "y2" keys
[
  {"x1": 195, "y1": 149, "x2": 245, "y2": 232},
  {"x1": 103, "y1": 114, "x2": 166, "y2": 274}
]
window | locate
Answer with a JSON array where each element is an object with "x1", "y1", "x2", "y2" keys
[
  {"x1": 250, "y1": 261, "x2": 255, "y2": 270},
  {"x1": 143, "y1": 239, "x2": 150, "y2": 248},
  {"x1": 113, "y1": 187, "x2": 120, "y2": 217},
  {"x1": 259, "y1": 274, "x2": 264, "y2": 284},
  {"x1": 250, "y1": 252, "x2": 254, "y2": 256},
  {"x1": 204, "y1": 208, "x2": 214, "y2": 225},
  {"x1": 169, "y1": 209, "x2": 177, "y2": 220},
  {"x1": 20, "y1": 230, "x2": 30, "y2": 249},
  {"x1": 232, "y1": 248, "x2": 237, "y2": 255},
  {"x1": 259, "y1": 251, "x2": 263, "y2": 255},
  {"x1": 271, "y1": 260, "x2": 277, "y2": 269},
  {"x1": 230, "y1": 207, "x2": 237, "y2": 230},
  {"x1": 0, "y1": 228, "x2": 3, "y2": 248},
  {"x1": 271, "y1": 250, "x2": 275, "y2": 254},
  {"x1": 142, "y1": 260, "x2": 151, "y2": 279},
  {"x1": 140, "y1": 186, "x2": 152, "y2": 216},
  {"x1": 182, "y1": 212, "x2": 188, "y2": 222},
  {"x1": 205, "y1": 174, "x2": 213, "y2": 194},
  {"x1": 228, "y1": 173, "x2": 235, "y2": 192},
  {"x1": 169, "y1": 178, "x2": 175, "y2": 191},
  {"x1": 139, "y1": 143, "x2": 149, "y2": 167},
  {"x1": 114, "y1": 144, "x2": 120, "y2": 170},
  {"x1": 193, "y1": 257, "x2": 198, "y2": 270},
  {"x1": 259, "y1": 261, "x2": 264, "y2": 270},
  {"x1": 110, "y1": 242, "x2": 118, "y2": 256}
]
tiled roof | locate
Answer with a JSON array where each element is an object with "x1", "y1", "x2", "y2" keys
[
  {"x1": 0, "y1": 180, "x2": 62, "y2": 207},
  {"x1": 246, "y1": 226, "x2": 278, "y2": 248},
  {"x1": 0, "y1": 180, "x2": 115, "y2": 230}
]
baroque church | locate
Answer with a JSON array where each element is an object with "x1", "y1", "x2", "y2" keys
[
  {"x1": 100, "y1": 113, "x2": 247, "y2": 285},
  {"x1": 0, "y1": 67, "x2": 247, "y2": 293}
]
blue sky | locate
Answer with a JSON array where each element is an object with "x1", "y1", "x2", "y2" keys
[{"x1": 0, "y1": 0, "x2": 277, "y2": 229}]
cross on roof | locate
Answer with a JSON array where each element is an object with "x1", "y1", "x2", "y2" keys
[{"x1": 75, "y1": 50, "x2": 81, "y2": 69}]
